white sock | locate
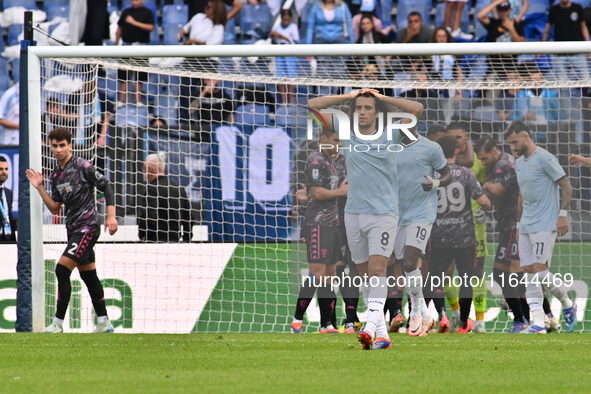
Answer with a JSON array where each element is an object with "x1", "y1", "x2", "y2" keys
[
  {"x1": 543, "y1": 271, "x2": 573, "y2": 309},
  {"x1": 420, "y1": 298, "x2": 430, "y2": 322},
  {"x1": 525, "y1": 273, "x2": 545, "y2": 327},
  {"x1": 375, "y1": 315, "x2": 389, "y2": 339},
  {"x1": 97, "y1": 315, "x2": 109, "y2": 324},
  {"x1": 405, "y1": 269, "x2": 424, "y2": 317},
  {"x1": 53, "y1": 317, "x2": 64, "y2": 327},
  {"x1": 292, "y1": 318, "x2": 302, "y2": 323},
  {"x1": 364, "y1": 277, "x2": 387, "y2": 338}
]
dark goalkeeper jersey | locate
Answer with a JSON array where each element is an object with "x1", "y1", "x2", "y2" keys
[
  {"x1": 431, "y1": 163, "x2": 484, "y2": 248},
  {"x1": 50, "y1": 156, "x2": 107, "y2": 233}
]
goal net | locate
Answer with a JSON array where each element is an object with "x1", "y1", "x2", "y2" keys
[{"x1": 23, "y1": 42, "x2": 590, "y2": 333}]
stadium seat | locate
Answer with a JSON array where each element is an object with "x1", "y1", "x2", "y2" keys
[
  {"x1": 10, "y1": 57, "x2": 19, "y2": 83},
  {"x1": 3, "y1": 0, "x2": 37, "y2": 9},
  {"x1": 434, "y1": 2, "x2": 470, "y2": 35},
  {"x1": 473, "y1": 0, "x2": 489, "y2": 40},
  {"x1": 162, "y1": 4, "x2": 188, "y2": 25},
  {"x1": 7, "y1": 24, "x2": 22, "y2": 46},
  {"x1": 235, "y1": 104, "x2": 270, "y2": 127},
  {"x1": 115, "y1": 104, "x2": 150, "y2": 128},
  {"x1": 154, "y1": 94, "x2": 179, "y2": 127},
  {"x1": 163, "y1": 24, "x2": 183, "y2": 45},
  {"x1": 97, "y1": 67, "x2": 118, "y2": 101},
  {"x1": 122, "y1": 0, "x2": 157, "y2": 9},
  {"x1": 524, "y1": 12, "x2": 548, "y2": 41},
  {"x1": 379, "y1": 0, "x2": 392, "y2": 27},
  {"x1": 45, "y1": 5, "x2": 69, "y2": 21},
  {"x1": 528, "y1": 0, "x2": 550, "y2": 14},
  {"x1": 43, "y1": 0, "x2": 69, "y2": 6},
  {"x1": 149, "y1": 23, "x2": 160, "y2": 44},
  {"x1": 223, "y1": 5, "x2": 236, "y2": 44},
  {"x1": 396, "y1": 0, "x2": 430, "y2": 30},
  {"x1": 0, "y1": 58, "x2": 10, "y2": 94},
  {"x1": 240, "y1": 3, "x2": 272, "y2": 44}
]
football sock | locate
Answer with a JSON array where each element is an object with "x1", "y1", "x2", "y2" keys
[
  {"x1": 52, "y1": 317, "x2": 64, "y2": 327},
  {"x1": 544, "y1": 271, "x2": 573, "y2": 309},
  {"x1": 364, "y1": 277, "x2": 387, "y2": 338},
  {"x1": 459, "y1": 297, "x2": 472, "y2": 326},
  {"x1": 317, "y1": 285, "x2": 335, "y2": 329},
  {"x1": 433, "y1": 297, "x2": 446, "y2": 319},
  {"x1": 420, "y1": 298, "x2": 430, "y2": 322},
  {"x1": 55, "y1": 264, "x2": 72, "y2": 320},
  {"x1": 79, "y1": 269, "x2": 108, "y2": 318},
  {"x1": 384, "y1": 265, "x2": 402, "y2": 319},
  {"x1": 473, "y1": 276, "x2": 487, "y2": 322},
  {"x1": 543, "y1": 296, "x2": 552, "y2": 316},
  {"x1": 294, "y1": 274, "x2": 317, "y2": 321},
  {"x1": 337, "y1": 266, "x2": 360, "y2": 323},
  {"x1": 384, "y1": 288, "x2": 402, "y2": 318},
  {"x1": 494, "y1": 268, "x2": 525, "y2": 323},
  {"x1": 525, "y1": 273, "x2": 545, "y2": 327},
  {"x1": 444, "y1": 283, "x2": 459, "y2": 311},
  {"x1": 405, "y1": 268, "x2": 424, "y2": 317}
]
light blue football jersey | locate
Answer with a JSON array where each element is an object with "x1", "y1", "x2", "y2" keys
[
  {"x1": 340, "y1": 121, "x2": 402, "y2": 215},
  {"x1": 396, "y1": 136, "x2": 448, "y2": 226},
  {"x1": 514, "y1": 147, "x2": 566, "y2": 234}
]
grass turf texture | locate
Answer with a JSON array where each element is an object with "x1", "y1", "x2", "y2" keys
[{"x1": 2, "y1": 333, "x2": 590, "y2": 392}]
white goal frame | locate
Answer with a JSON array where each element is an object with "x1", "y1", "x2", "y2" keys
[{"x1": 25, "y1": 41, "x2": 591, "y2": 331}]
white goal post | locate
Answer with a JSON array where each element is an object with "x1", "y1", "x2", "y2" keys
[{"x1": 21, "y1": 41, "x2": 591, "y2": 333}]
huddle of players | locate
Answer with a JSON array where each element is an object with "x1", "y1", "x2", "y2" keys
[{"x1": 291, "y1": 91, "x2": 577, "y2": 343}]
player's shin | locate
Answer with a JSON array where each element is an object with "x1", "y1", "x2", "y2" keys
[
  {"x1": 364, "y1": 276, "x2": 388, "y2": 338},
  {"x1": 293, "y1": 273, "x2": 317, "y2": 321},
  {"x1": 79, "y1": 270, "x2": 108, "y2": 319},
  {"x1": 318, "y1": 285, "x2": 337, "y2": 331},
  {"x1": 405, "y1": 268, "x2": 424, "y2": 317},
  {"x1": 543, "y1": 270, "x2": 573, "y2": 309},
  {"x1": 55, "y1": 264, "x2": 72, "y2": 321},
  {"x1": 525, "y1": 273, "x2": 545, "y2": 328}
]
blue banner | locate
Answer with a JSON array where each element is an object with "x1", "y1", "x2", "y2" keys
[{"x1": 207, "y1": 125, "x2": 291, "y2": 241}]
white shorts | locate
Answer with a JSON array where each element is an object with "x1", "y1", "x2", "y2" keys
[
  {"x1": 344, "y1": 213, "x2": 398, "y2": 264},
  {"x1": 394, "y1": 222, "x2": 432, "y2": 260},
  {"x1": 519, "y1": 231, "x2": 557, "y2": 267}
]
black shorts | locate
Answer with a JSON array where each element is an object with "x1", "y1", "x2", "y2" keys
[
  {"x1": 495, "y1": 220, "x2": 519, "y2": 266},
  {"x1": 63, "y1": 227, "x2": 100, "y2": 265},
  {"x1": 117, "y1": 68, "x2": 148, "y2": 83},
  {"x1": 305, "y1": 225, "x2": 341, "y2": 264},
  {"x1": 429, "y1": 245, "x2": 476, "y2": 280}
]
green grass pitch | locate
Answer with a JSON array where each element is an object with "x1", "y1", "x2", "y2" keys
[{"x1": 2, "y1": 333, "x2": 590, "y2": 392}]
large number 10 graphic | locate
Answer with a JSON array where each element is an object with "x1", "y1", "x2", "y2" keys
[{"x1": 217, "y1": 127, "x2": 291, "y2": 205}]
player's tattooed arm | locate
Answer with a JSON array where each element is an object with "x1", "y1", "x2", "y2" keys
[
  {"x1": 25, "y1": 169, "x2": 62, "y2": 215},
  {"x1": 556, "y1": 176, "x2": 572, "y2": 237},
  {"x1": 517, "y1": 192, "x2": 522, "y2": 222}
]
